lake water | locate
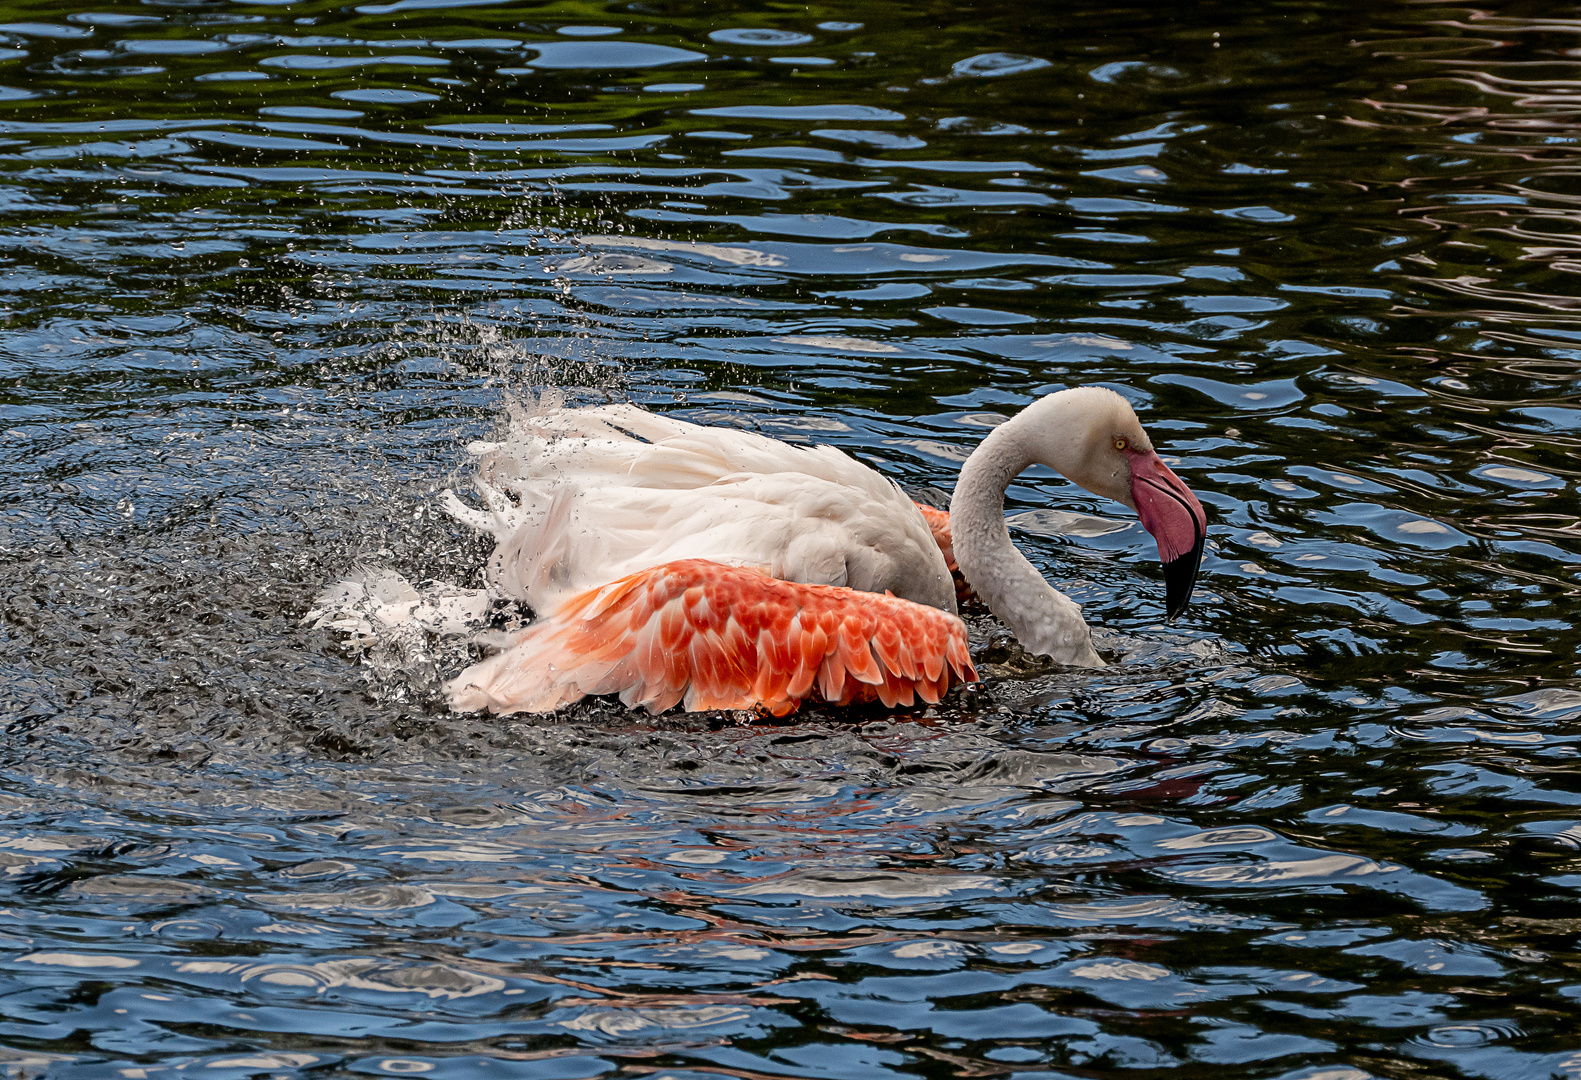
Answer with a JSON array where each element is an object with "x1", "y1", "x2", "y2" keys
[{"x1": 2, "y1": 2, "x2": 1580, "y2": 1078}]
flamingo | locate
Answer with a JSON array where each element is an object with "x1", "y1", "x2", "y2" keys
[{"x1": 439, "y1": 386, "x2": 1206, "y2": 717}]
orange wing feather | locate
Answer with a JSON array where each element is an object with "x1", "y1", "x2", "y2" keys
[{"x1": 447, "y1": 559, "x2": 978, "y2": 717}]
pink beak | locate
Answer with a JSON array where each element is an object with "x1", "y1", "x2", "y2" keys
[{"x1": 1127, "y1": 450, "x2": 1207, "y2": 620}]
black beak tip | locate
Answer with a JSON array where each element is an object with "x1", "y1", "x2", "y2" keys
[{"x1": 1162, "y1": 533, "x2": 1205, "y2": 622}]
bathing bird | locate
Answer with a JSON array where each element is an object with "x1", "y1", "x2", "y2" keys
[{"x1": 441, "y1": 387, "x2": 1206, "y2": 716}]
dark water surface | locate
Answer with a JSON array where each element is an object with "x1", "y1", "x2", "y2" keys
[{"x1": 2, "y1": 1, "x2": 1581, "y2": 1077}]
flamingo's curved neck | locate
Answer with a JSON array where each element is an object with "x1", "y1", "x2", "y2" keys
[{"x1": 949, "y1": 395, "x2": 1105, "y2": 667}]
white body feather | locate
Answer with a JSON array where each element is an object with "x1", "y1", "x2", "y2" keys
[{"x1": 440, "y1": 399, "x2": 956, "y2": 615}]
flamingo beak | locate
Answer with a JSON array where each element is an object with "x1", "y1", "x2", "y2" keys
[{"x1": 1127, "y1": 450, "x2": 1207, "y2": 620}]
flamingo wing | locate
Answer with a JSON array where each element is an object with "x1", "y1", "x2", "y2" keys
[
  {"x1": 446, "y1": 559, "x2": 978, "y2": 717},
  {"x1": 474, "y1": 401, "x2": 897, "y2": 496},
  {"x1": 442, "y1": 400, "x2": 956, "y2": 615}
]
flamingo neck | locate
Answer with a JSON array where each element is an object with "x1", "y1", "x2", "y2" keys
[{"x1": 949, "y1": 396, "x2": 1105, "y2": 667}]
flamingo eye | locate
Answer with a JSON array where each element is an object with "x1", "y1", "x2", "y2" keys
[{"x1": 1113, "y1": 437, "x2": 1129, "y2": 452}]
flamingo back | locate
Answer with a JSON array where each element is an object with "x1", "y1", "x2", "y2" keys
[{"x1": 441, "y1": 401, "x2": 955, "y2": 614}]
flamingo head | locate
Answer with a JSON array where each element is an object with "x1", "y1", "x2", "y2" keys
[
  {"x1": 1032, "y1": 388, "x2": 1208, "y2": 620},
  {"x1": 1121, "y1": 443, "x2": 1207, "y2": 619}
]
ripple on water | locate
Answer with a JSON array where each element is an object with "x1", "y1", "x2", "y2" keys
[
  {"x1": 730, "y1": 870, "x2": 1007, "y2": 903},
  {"x1": 552, "y1": 1003, "x2": 760, "y2": 1040},
  {"x1": 162, "y1": 957, "x2": 514, "y2": 1003},
  {"x1": 252, "y1": 885, "x2": 437, "y2": 913}
]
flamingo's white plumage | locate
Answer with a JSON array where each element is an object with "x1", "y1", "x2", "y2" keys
[
  {"x1": 439, "y1": 399, "x2": 957, "y2": 618},
  {"x1": 434, "y1": 387, "x2": 1207, "y2": 717}
]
